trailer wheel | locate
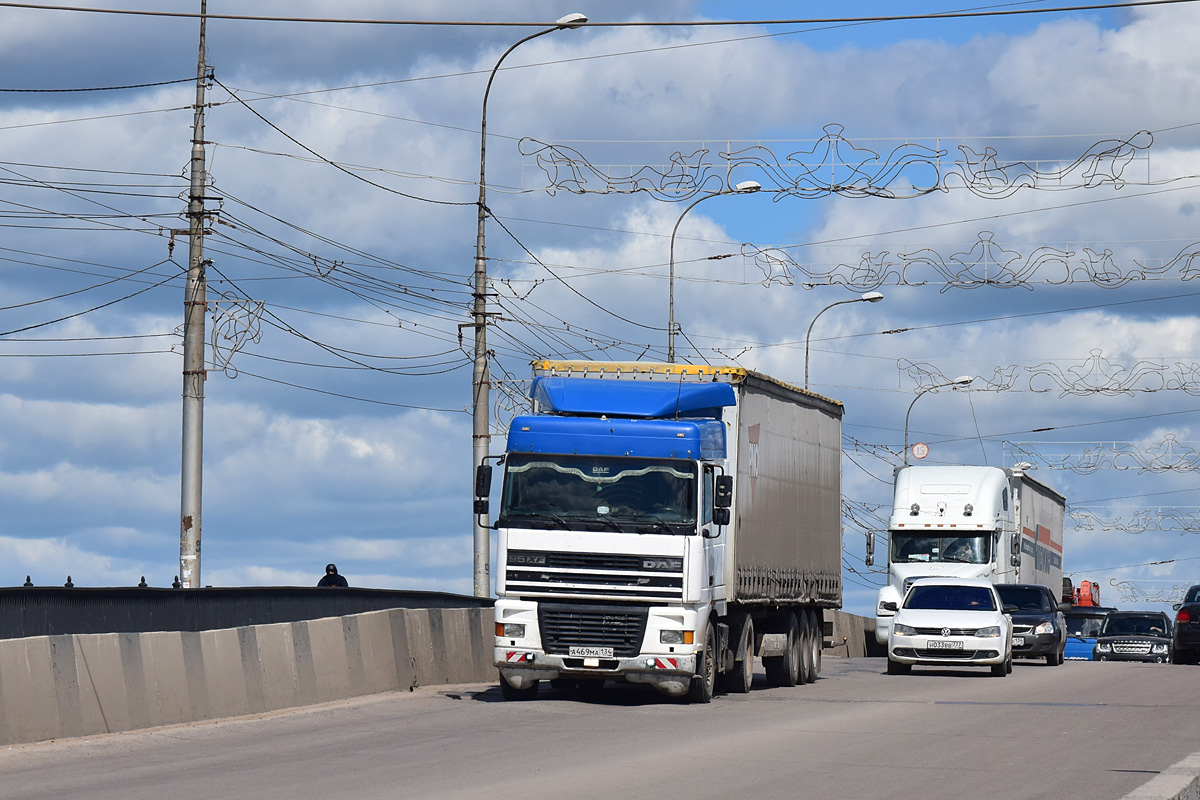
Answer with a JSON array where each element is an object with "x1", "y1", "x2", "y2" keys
[
  {"x1": 798, "y1": 610, "x2": 815, "y2": 684},
  {"x1": 809, "y1": 608, "x2": 823, "y2": 679},
  {"x1": 686, "y1": 623, "x2": 717, "y2": 704},
  {"x1": 764, "y1": 613, "x2": 801, "y2": 687},
  {"x1": 723, "y1": 616, "x2": 755, "y2": 694},
  {"x1": 498, "y1": 671, "x2": 539, "y2": 700}
]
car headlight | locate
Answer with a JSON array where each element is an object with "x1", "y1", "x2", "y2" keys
[
  {"x1": 892, "y1": 623, "x2": 917, "y2": 637},
  {"x1": 1151, "y1": 643, "x2": 1169, "y2": 654},
  {"x1": 1034, "y1": 622, "x2": 1055, "y2": 635},
  {"x1": 976, "y1": 626, "x2": 1001, "y2": 638},
  {"x1": 1097, "y1": 642, "x2": 1112, "y2": 652}
]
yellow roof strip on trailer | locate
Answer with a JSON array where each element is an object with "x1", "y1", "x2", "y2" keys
[{"x1": 531, "y1": 359, "x2": 842, "y2": 409}]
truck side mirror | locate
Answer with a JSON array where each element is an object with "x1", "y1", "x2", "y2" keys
[
  {"x1": 714, "y1": 475, "x2": 733, "y2": 508},
  {"x1": 713, "y1": 507, "x2": 730, "y2": 527},
  {"x1": 474, "y1": 464, "x2": 492, "y2": 498},
  {"x1": 865, "y1": 531, "x2": 875, "y2": 567},
  {"x1": 1010, "y1": 553, "x2": 1019, "y2": 567},
  {"x1": 881, "y1": 601, "x2": 898, "y2": 612},
  {"x1": 473, "y1": 464, "x2": 492, "y2": 516}
]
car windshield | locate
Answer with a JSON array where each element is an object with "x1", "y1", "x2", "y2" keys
[
  {"x1": 1100, "y1": 615, "x2": 1168, "y2": 637},
  {"x1": 996, "y1": 586, "x2": 1052, "y2": 612},
  {"x1": 904, "y1": 584, "x2": 997, "y2": 611},
  {"x1": 1065, "y1": 616, "x2": 1104, "y2": 637},
  {"x1": 499, "y1": 452, "x2": 697, "y2": 534},
  {"x1": 890, "y1": 532, "x2": 991, "y2": 565}
]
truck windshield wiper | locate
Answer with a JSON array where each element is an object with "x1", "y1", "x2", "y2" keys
[
  {"x1": 626, "y1": 512, "x2": 677, "y2": 534},
  {"x1": 499, "y1": 511, "x2": 570, "y2": 530}
]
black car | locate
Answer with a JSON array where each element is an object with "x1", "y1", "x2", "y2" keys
[
  {"x1": 1094, "y1": 611, "x2": 1172, "y2": 663},
  {"x1": 995, "y1": 583, "x2": 1067, "y2": 665},
  {"x1": 1172, "y1": 584, "x2": 1200, "y2": 665}
]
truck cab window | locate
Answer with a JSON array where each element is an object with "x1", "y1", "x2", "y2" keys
[{"x1": 890, "y1": 532, "x2": 992, "y2": 564}]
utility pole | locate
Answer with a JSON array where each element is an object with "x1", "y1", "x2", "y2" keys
[{"x1": 179, "y1": 0, "x2": 210, "y2": 589}]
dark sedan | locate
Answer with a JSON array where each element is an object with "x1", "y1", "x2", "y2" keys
[
  {"x1": 1094, "y1": 611, "x2": 1172, "y2": 663},
  {"x1": 1172, "y1": 584, "x2": 1200, "y2": 665},
  {"x1": 996, "y1": 583, "x2": 1067, "y2": 665}
]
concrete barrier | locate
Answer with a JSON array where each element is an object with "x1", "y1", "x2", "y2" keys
[
  {"x1": 0, "y1": 606, "x2": 493, "y2": 747},
  {"x1": 823, "y1": 609, "x2": 877, "y2": 658}
]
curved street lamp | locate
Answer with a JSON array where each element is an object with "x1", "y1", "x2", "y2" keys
[
  {"x1": 904, "y1": 375, "x2": 974, "y2": 465},
  {"x1": 667, "y1": 179, "x2": 761, "y2": 363},
  {"x1": 803, "y1": 291, "x2": 883, "y2": 389},
  {"x1": 472, "y1": 13, "x2": 587, "y2": 598}
]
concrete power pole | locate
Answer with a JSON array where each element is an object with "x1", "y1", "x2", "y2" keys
[{"x1": 179, "y1": 0, "x2": 210, "y2": 589}]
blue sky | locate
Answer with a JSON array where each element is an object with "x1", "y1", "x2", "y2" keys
[{"x1": 2, "y1": 1, "x2": 1199, "y2": 615}]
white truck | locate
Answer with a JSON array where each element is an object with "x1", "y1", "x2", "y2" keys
[
  {"x1": 871, "y1": 465, "x2": 1065, "y2": 646},
  {"x1": 476, "y1": 360, "x2": 844, "y2": 702}
]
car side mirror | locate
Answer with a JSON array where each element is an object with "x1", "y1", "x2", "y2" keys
[
  {"x1": 881, "y1": 601, "x2": 898, "y2": 612},
  {"x1": 1174, "y1": 603, "x2": 1183, "y2": 612},
  {"x1": 1003, "y1": 604, "x2": 1019, "y2": 615},
  {"x1": 1058, "y1": 603, "x2": 1072, "y2": 613}
]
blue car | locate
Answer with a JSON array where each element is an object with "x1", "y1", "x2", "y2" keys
[{"x1": 1063, "y1": 607, "x2": 1116, "y2": 661}]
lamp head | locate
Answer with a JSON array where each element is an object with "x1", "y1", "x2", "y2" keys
[
  {"x1": 555, "y1": 12, "x2": 588, "y2": 28},
  {"x1": 860, "y1": 291, "x2": 884, "y2": 303},
  {"x1": 951, "y1": 375, "x2": 974, "y2": 386},
  {"x1": 734, "y1": 180, "x2": 762, "y2": 193}
]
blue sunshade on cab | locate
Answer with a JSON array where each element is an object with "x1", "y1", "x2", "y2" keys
[{"x1": 531, "y1": 376, "x2": 735, "y2": 419}]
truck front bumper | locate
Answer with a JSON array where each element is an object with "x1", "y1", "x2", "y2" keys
[{"x1": 496, "y1": 648, "x2": 698, "y2": 697}]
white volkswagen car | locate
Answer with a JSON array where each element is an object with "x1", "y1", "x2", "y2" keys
[{"x1": 885, "y1": 577, "x2": 1014, "y2": 676}]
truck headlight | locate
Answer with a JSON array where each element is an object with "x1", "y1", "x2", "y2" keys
[
  {"x1": 892, "y1": 623, "x2": 916, "y2": 637},
  {"x1": 976, "y1": 626, "x2": 1001, "y2": 638},
  {"x1": 1034, "y1": 622, "x2": 1055, "y2": 635},
  {"x1": 497, "y1": 623, "x2": 525, "y2": 638},
  {"x1": 660, "y1": 630, "x2": 694, "y2": 645}
]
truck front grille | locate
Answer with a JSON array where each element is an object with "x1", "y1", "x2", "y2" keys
[
  {"x1": 538, "y1": 603, "x2": 649, "y2": 657},
  {"x1": 506, "y1": 549, "x2": 684, "y2": 600}
]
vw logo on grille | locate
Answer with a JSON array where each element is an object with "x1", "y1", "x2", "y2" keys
[{"x1": 941, "y1": 627, "x2": 951, "y2": 637}]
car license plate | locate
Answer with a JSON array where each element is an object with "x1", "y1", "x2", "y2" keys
[
  {"x1": 1012, "y1": 636, "x2": 1025, "y2": 647},
  {"x1": 569, "y1": 646, "x2": 614, "y2": 658},
  {"x1": 927, "y1": 639, "x2": 963, "y2": 650}
]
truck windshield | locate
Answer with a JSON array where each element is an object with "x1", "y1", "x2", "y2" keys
[
  {"x1": 889, "y1": 532, "x2": 991, "y2": 565},
  {"x1": 499, "y1": 453, "x2": 697, "y2": 534}
]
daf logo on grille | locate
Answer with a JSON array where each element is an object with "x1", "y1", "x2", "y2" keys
[
  {"x1": 644, "y1": 559, "x2": 671, "y2": 570},
  {"x1": 941, "y1": 627, "x2": 951, "y2": 637}
]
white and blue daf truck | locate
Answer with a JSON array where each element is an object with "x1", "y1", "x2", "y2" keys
[
  {"x1": 474, "y1": 360, "x2": 844, "y2": 703},
  {"x1": 871, "y1": 465, "x2": 1065, "y2": 648}
]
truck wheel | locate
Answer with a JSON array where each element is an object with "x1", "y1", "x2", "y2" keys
[
  {"x1": 886, "y1": 658, "x2": 910, "y2": 675},
  {"x1": 764, "y1": 613, "x2": 801, "y2": 687},
  {"x1": 809, "y1": 608, "x2": 823, "y2": 679},
  {"x1": 723, "y1": 617, "x2": 754, "y2": 694},
  {"x1": 799, "y1": 609, "x2": 815, "y2": 684},
  {"x1": 686, "y1": 623, "x2": 717, "y2": 704},
  {"x1": 498, "y1": 671, "x2": 539, "y2": 700}
]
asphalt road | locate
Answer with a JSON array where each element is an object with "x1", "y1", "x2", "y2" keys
[{"x1": 1, "y1": 657, "x2": 1196, "y2": 800}]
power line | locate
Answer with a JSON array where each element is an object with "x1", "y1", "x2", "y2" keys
[
  {"x1": 0, "y1": 1, "x2": 1194, "y2": 26},
  {"x1": 0, "y1": 76, "x2": 193, "y2": 92}
]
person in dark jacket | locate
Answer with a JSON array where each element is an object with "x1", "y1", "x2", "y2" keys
[{"x1": 317, "y1": 563, "x2": 348, "y2": 587}]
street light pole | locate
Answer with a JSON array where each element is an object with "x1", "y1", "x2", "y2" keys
[
  {"x1": 803, "y1": 291, "x2": 883, "y2": 389},
  {"x1": 904, "y1": 375, "x2": 974, "y2": 465},
  {"x1": 667, "y1": 180, "x2": 761, "y2": 363},
  {"x1": 472, "y1": 13, "x2": 587, "y2": 598}
]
